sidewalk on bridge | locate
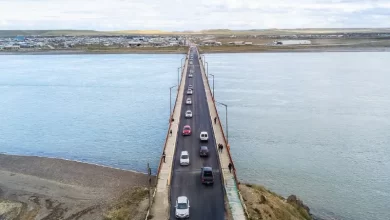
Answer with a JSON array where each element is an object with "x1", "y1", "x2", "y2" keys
[
  {"x1": 149, "y1": 54, "x2": 189, "y2": 220},
  {"x1": 198, "y1": 53, "x2": 247, "y2": 220}
]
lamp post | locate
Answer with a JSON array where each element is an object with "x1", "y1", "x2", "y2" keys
[
  {"x1": 181, "y1": 57, "x2": 185, "y2": 68},
  {"x1": 170, "y1": 85, "x2": 177, "y2": 118},
  {"x1": 202, "y1": 55, "x2": 205, "y2": 66},
  {"x1": 177, "y1": 67, "x2": 182, "y2": 86},
  {"x1": 216, "y1": 101, "x2": 228, "y2": 144},
  {"x1": 205, "y1": 61, "x2": 209, "y2": 77},
  {"x1": 209, "y1": 74, "x2": 215, "y2": 99}
]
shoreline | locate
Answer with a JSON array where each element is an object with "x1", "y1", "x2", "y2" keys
[
  {"x1": 0, "y1": 153, "x2": 154, "y2": 220},
  {"x1": 1, "y1": 46, "x2": 389, "y2": 55}
]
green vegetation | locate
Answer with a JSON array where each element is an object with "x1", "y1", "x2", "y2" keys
[{"x1": 104, "y1": 187, "x2": 149, "y2": 220}]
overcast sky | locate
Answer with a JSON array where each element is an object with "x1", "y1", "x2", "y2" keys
[{"x1": 1, "y1": 0, "x2": 390, "y2": 30}]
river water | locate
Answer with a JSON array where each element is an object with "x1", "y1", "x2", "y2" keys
[{"x1": 0, "y1": 53, "x2": 389, "y2": 220}]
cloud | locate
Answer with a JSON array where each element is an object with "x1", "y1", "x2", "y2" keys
[{"x1": 0, "y1": 0, "x2": 390, "y2": 30}]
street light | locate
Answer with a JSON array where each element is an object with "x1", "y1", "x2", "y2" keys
[
  {"x1": 216, "y1": 101, "x2": 228, "y2": 144},
  {"x1": 177, "y1": 67, "x2": 182, "y2": 86},
  {"x1": 202, "y1": 55, "x2": 206, "y2": 66},
  {"x1": 170, "y1": 85, "x2": 177, "y2": 118},
  {"x1": 209, "y1": 74, "x2": 215, "y2": 99},
  {"x1": 181, "y1": 57, "x2": 185, "y2": 68},
  {"x1": 205, "y1": 61, "x2": 209, "y2": 77}
]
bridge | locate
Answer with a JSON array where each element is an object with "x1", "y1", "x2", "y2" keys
[{"x1": 148, "y1": 46, "x2": 247, "y2": 219}]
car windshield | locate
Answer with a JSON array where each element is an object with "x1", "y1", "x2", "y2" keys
[
  {"x1": 181, "y1": 155, "x2": 189, "y2": 159},
  {"x1": 184, "y1": 127, "x2": 190, "y2": 130},
  {"x1": 201, "y1": 147, "x2": 208, "y2": 151},
  {"x1": 204, "y1": 171, "x2": 213, "y2": 177},
  {"x1": 186, "y1": 111, "x2": 191, "y2": 114},
  {"x1": 177, "y1": 202, "x2": 187, "y2": 209}
]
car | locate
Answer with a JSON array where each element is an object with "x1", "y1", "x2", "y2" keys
[
  {"x1": 200, "y1": 131, "x2": 208, "y2": 141},
  {"x1": 201, "y1": 167, "x2": 214, "y2": 185},
  {"x1": 180, "y1": 151, "x2": 190, "y2": 166},
  {"x1": 182, "y1": 125, "x2": 191, "y2": 136},
  {"x1": 187, "y1": 89, "x2": 193, "y2": 95},
  {"x1": 199, "y1": 146, "x2": 209, "y2": 157},
  {"x1": 186, "y1": 98, "x2": 192, "y2": 105},
  {"x1": 185, "y1": 110, "x2": 192, "y2": 118},
  {"x1": 175, "y1": 196, "x2": 190, "y2": 219},
  {"x1": 188, "y1": 84, "x2": 193, "y2": 89},
  {"x1": 190, "y1": 61, "x2": 193, "y2": 65},
  {"x1": 188, "y1": 74, "x2": 193, "y2": 78}
]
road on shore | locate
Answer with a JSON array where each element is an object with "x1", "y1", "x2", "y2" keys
[{"x1": 169, "y1": 47, "x2": 225, "y2": 219}]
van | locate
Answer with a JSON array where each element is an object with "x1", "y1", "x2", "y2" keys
[
  {"x1": 200, "y1": 167, "x2": 214, "y2": 185},
  {"x1": 200, "y1": 131, "x2": 208, "y2": 141}
]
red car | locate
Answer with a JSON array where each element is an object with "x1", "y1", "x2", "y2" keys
[{"x1": 182, "y1": 125, "x2": 192, "y2": 136}]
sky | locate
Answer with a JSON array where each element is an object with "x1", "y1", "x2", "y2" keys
[{"x1": 0, "y1": 0, "x2": 390, "y2": 30}]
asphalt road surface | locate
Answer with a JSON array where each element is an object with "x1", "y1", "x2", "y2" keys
[{"x1": 170, "y1": 47, "x2": 225, "y2": 219}]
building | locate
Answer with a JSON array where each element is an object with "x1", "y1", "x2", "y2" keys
[{"x1": 273, "y1": 40, "x2": 311, "y2": 45}]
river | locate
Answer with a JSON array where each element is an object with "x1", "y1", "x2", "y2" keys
[{"x1": 0, "y1": 52, "x2": 389, "y2": 220}]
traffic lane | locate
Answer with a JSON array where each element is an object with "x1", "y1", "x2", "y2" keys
[{"x1": 170, "y1": 50, "x2": 224, "y2": 219}]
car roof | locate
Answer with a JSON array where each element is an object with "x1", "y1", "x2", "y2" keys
[
  {"x1": 184, "y1": 125, "x2": 191, "y2": 128},
  {"x1": 177, "y1": 196, "x2": 188, "y2": 203},
  {"x1": 181, "y1": 151, "x2": 189, "y2": 155},
  {"x1": 202, "y1": 167, "x2": 212, "y2": 171},
  {"x1": 186, "y1": 110, "x2": 192, "y2": 112},
  {"x1": 200, "y1": 131, "x2": 208, "y2": 134},
  {"x1": 200, "y1": 146, "x2": 208, "y2": 149}
]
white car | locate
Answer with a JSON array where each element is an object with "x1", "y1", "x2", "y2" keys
[
  {"x1": 200, "y1": 131, "x2": 209, "y2": 142},
  {"x1": 175, "y1": 196, "x2": 190, "y2": 219},
  {"x1": 188, "y1": 74, "x2": 193, "y2": 78},
  {"x1": 185, "y1": 110, "x2": 192, "y2": 118},
  {"x1": 180, "y1": 151, "x2": 190, "y2": 166},
  {"x1": 186, "y1": 98, "x2": 192, "y2": 105},
  {"x1": 187, "y1": 89, "x2": 193, "y2": 95}
]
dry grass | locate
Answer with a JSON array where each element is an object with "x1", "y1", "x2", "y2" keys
[
  {"x1": 104, "y1": 187, "x2": 150, "y2": 220},
  {"x1": 241, "y1": 184, "x2": 311, "y2": 220}
]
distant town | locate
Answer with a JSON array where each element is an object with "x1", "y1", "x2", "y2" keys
[{"x1": 1, "y1": 31, "x2": 390, "y2": 52}]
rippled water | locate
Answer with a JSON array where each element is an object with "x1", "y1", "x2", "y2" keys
[
  {"x1": 0, "y1": 54, "x2": 183, "y2": 173},
  {"x1": 0, "y1": 53, "x2": 389, "y2": 220},
  {"x1": 205, "y1": 52, "x2": 390, "y2": 220}
]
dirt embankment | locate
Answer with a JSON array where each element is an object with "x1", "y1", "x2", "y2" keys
[
  {"x1": 0, "y1": 154, "x2": 155, "y2": 220},
  {"x1": 240, "y1": 184, "x2": 312, "y2": 220}
]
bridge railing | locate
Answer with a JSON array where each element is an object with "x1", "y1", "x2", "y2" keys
[
  {"x1": 197, "y1": 52, "x2": 239, "y2": 188},
  {"x1": 198, "y1": 49, "x2": 250, "y2": 219},
  {"x1": 145, "y1": 48, "x2": 190, "y2": 220}
]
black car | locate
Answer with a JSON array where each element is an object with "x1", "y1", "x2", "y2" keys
[
  {"x1": 199, "y1": 146, "x2": 209, "y2": 157},
  {"x1": 201, "y1": 167, "x2": 214, "y2": 185}
]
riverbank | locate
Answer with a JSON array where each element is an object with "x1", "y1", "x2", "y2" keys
[
  {"x1": 0, "y1": 154, "x2": 316, "y2": 220},
  {"x1": 0, "y1": 154, "x2": 154, "y2": 220},
  {"x1": 1, "y1": 45, "x2": 389, "y2": 55}
]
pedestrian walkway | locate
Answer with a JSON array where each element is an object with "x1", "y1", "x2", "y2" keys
[
  {"x1": 149, "y1": 53, "x2": 189, "y2": 220},
  {"x1": 198, "y1": 51, "x2": 247, "y2": 220}
]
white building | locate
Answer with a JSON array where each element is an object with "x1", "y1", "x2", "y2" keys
[{"x1": 274, "y1": 40, "x2": 311, "y2": 45}]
